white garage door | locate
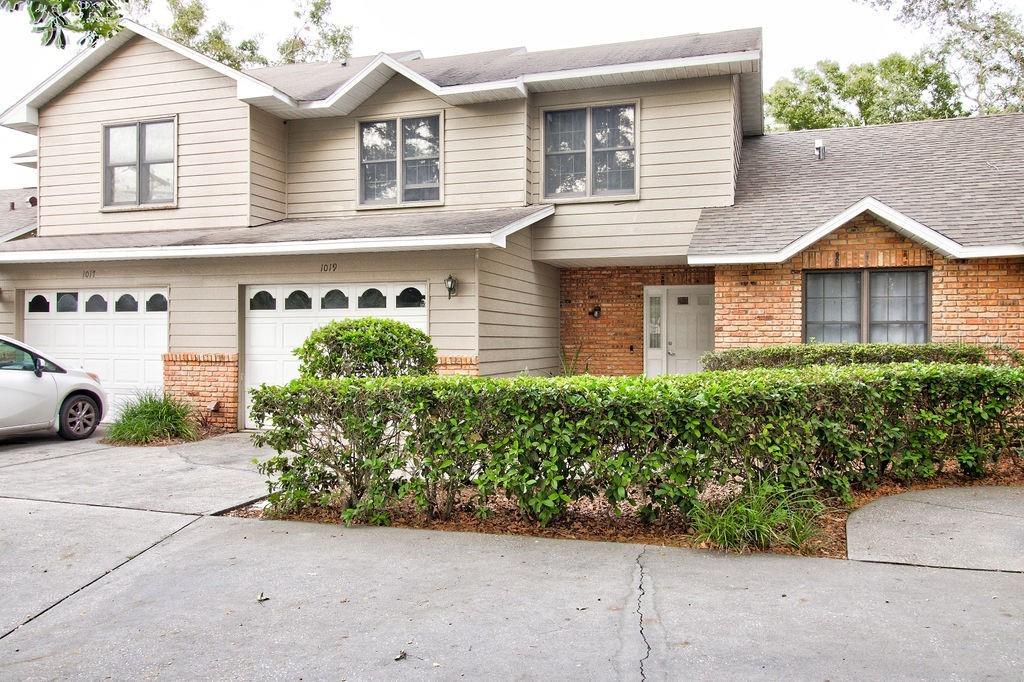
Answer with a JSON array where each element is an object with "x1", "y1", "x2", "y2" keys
[
  {"x1": 23, "y1": 288, "x2": 169, "y2": 421},
  {"x1": 243, "y1": 283, "x2": 428, "y2": 429}
]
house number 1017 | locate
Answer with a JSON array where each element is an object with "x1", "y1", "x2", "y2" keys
[
  {"x1": 82, "y1": 270, "x2": 97, "y2": 279},
  {"x1": 320, "y1": 263, "x2": 338, "y2": 273}
]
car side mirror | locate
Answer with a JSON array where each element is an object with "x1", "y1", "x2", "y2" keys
[{"x1": 33, "y1": 356, "x2": 44, "y2": 377}]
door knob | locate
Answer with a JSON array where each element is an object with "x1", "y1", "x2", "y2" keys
[{"x1": 667, "y1": 350, "x2": 676, "y2": 356}]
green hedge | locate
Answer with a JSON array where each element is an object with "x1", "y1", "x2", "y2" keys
[
  {"x1": 250, "y1": 364, "x2": 1024, "y2": 526},
  {"x1": 701, "y1": 343, "x2": 989, "y2": 371}
]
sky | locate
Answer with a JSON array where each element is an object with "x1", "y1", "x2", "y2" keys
[{"x1": 0, "y1": 0, "x2": 1020, "y2": 189}]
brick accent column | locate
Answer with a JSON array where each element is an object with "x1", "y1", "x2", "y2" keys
[
  {"x1": 436, "y1": 355, "x2": 480, "y2": 375},
  {"x1": 163, "y1": 353, "x2": 240, "y2": 431}
]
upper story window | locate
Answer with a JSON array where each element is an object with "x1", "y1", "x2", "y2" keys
[
  {"x1": 805, "y1": 269, "x2": 929, "y2": 344},
  {"x1": 103, "y1": 119, "x2": 175, "y2": 208},
  {"x1": 544, "y1": 103, "x2": 637, "y2": 200},
  {"x1": 359, "y1": 114, "x2": 442, "y2": 207}
]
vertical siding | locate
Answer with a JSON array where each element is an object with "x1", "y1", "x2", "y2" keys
[
  {"x1": 477, "y1": 228, "x2": 561, "y2": 376},
  {"x1": 286, "y1": 75, "x2": 528, "y2": 217},
  {"x1": 528, "y1": 76, "x2": 737, "y2": 264},
  {"x1": 36, "y1": 35, "x2": 251, "y2": 236},
  {"x1": 249, "y1": 106, "x2": 287, "y2": 225}
]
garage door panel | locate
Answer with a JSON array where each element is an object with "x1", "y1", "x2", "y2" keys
[{"x1": 23, "y1": 288, "x2": 168, "y2": 422}]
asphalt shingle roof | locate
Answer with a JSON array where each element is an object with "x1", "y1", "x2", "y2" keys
[
  {"x1": 0, "y1": 187, "x2": 37, "y2": 241},
  {"x1": 245, "y1": 28, "x2": 762, "y2": 101},
  {"x1": 0, "y1": 205, "x2": 550, "y2": 253},
  {"x1": 690, "y1": 114, "x2": 1024, "y2": 258}
]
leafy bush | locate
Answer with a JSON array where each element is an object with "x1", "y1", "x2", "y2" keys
[
  {"x1": 691, "y1": 482, "x2": 824, "y2": 551},
  {"x1": 294, "y1": 318, "x2": 437, "y2": 379},
  {"x1": 249, "y1": 364, "x2": 1024, "y2": 527},
  {"x1": 107, "y1": 391, "x2": 199, "y2": 445},
  {"x1": 701, "y1": 343, "x2": 989, "y2": 371}
]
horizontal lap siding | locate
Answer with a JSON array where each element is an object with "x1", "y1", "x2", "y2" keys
[
  {"x1": 249, "y1": 107, "x2": 287, "y2": 225},
  {"x1": 286, "y1": 75, "x2": 528, "y2": 217},
  {"x1": 0, "y1": 250, "x2": 479, "y2": 355},
  {"x1": 37, "y1": 36, "x2": 251, "y2": 236},
  {"x1": 528, "y1": 77, "x2": 737, "y2": 264},
  {"x1": 477, "y1": 228, "x2": 560, "y2": 376}
]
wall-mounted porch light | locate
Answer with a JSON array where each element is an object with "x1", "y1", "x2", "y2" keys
[
  {"x1": 444, "y1": 274, "x2": 458, "y2": 300},
  {"x1": 588, "y1": 305, "x2": 602, "y2": 319}
]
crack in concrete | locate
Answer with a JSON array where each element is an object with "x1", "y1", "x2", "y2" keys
[
  {"x1": 0, "y1": 494, "x2": 200, "y2": 517},
  {"x1": 898, "y1": 497, "x2": 1024, "y2": 520},
  {"x1": 635, "y1": 545, "x2": 652, "y2": 681},
  {"x1": 0, "y1": 515, "x2": 202, "y2": 641}
]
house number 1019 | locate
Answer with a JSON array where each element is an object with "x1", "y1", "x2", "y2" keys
[{"x1": 320, "y1": 263, "x2": 338, "y2": 273}]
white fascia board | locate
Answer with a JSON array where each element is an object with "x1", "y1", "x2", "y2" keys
[
  {"x1": 687, "y1": 197, "x2": 1024, "y2": 265},
  {"x1": 0, "y1": 224, "x2": 38, "y2": 244},
  {"x1": 0, "y1": 233, "x2": 501, "y2": 264},
  {"x1": 487, "y1": 205, "x2": 555, "y2": 246},
  {"x1": 521, "y1": 50, "x2": 760, "y2": 87}
]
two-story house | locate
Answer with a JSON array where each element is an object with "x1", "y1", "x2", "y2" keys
[{"x1": 1, "y1": 21, "x2": 1022, "y2": 430}]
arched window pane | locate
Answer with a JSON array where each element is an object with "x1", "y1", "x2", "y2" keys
[
  {"x1": 321, "y1": 289, "x2": 349, "y2": 309},
  {"x1": 27, "y1": 295, "x2": 49, "y2": 313},
  {"x1": 249, "y1": 290, "x2": 276, "y2": 311},
  {"x1": 56, "y1": 292, "x2": 78, "y2": 313},
  {"x1": 358, "y1": 288, "x2": 386, "y2": 309},
  {"x1": 285, "y1": 290, "x2": 312, "y2": 310},
  {"x1": 85, "y1": 294, "x2": 108, "y2": 313},
  {"x1": 146, "y1": 293, "x2": 168, "y2": 312},
  {"x1": 396, "y1": 286, "x2": 425, "y2": 308},
  {"x1": 115, "y1": 294, "x2": 139, "y2": 312}
]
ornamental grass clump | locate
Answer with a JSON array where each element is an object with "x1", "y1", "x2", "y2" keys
[
  {"x1": 690, "y1": 481, "x2": 824, "y2": 551},
  {"x1": 107, "y1": 391, "x2": 199, "y2": 445}
]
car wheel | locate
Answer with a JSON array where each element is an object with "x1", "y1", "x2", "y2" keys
[{"x1": 58, "y1": 395, "x2": 99, "y2": 440}]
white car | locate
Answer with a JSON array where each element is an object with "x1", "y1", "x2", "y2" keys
[{"x1": 0, "y1": 335, "x2": 106, "y2": 440}]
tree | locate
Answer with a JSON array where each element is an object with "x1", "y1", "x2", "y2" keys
[
  {"x1": 160, "y1": 0, "x2": 266, "y2": 69},
  {"x1": 860, "y1": 0, "x2": 1024, "y2": 113},
  {"x1": 277, "y1": 0, "x2": 352, "y2": 64},
  {"x1": 0, "y1": 0, "x2": 124, "y2": 48},
  {"x1": 766, "y1": 52, "x2": 967, "y2": 131}
]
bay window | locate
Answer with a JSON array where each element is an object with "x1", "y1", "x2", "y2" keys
[
  {"x1": 805, "y1": 269, "x2": 929, "y2": 343},
  {"x1": 103, "y1": 119, "x2": 175, "y2": 207},
  {"x1": 359, "y1": 114, "x2": 441, "y2": 206},
  {"x1": 544, "y1": 103, "x2": 636, "y2": 199}
]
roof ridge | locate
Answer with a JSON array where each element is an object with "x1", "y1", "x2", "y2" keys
[{"x1": 765, "y1": 111, "x2": 1024, "y2": 137}]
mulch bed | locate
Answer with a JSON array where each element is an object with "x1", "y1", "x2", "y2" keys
[{"x1": 227, "y1": 456, "x2": 1024, "y2": 559}]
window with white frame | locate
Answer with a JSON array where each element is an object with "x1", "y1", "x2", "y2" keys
[
  {"x1": 544, "y1": 103, "x2": 636, "y2": 199},
  {"x1": 359, "y1": 114, "x2": 441, "y2": 205},
  {"x1": 805, "y1": 269, "x2": 929, "y2": 344},
  {"x1": 103, "y1": 119, "x2": 175, "y2": 207}
]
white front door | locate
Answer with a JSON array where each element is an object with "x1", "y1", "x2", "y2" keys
[
  {"x1": 243, "y1": 282, "x2": 429, "y2": 429},
  {"x1": 644, "y1": 285, "x2": 714, "y2": 376},
  {"x1": 22, "y1": 288, "x2": 169, "y2": 420}
]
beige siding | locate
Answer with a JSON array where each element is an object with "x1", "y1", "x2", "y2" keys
[
  {"x1": 477, "y1": 228, "x2": 561, "y2": 376},
  {"x1": 249, "y1": 107, "x2": 287, "y2": 225},
  {"x1": 0, "y1": 271, "x2": 14, "y2": 337},
  {"x1": 528, "y1": 76, "x2": 736, "y2": 265},
  {"x1": 286, "y1": 75, "x2": 528, "y2": 218},
  {"x1": 37, "y1": 36, "x2": 251, "y2": 236},
  {"x1": 732, "y1": 75, "x2": 743, "y2": 183},
  {"x1": 1, "y1": 250, "x2": 479, "y2": 356}
]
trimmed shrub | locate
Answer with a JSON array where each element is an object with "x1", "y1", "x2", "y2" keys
[
  {"x1": 701, "y1": 343, "x2": 989, "y2": 371},
  {"x1": 107, "y1": 391, "x2": 199, "y2": 445},
  {"x1": 295, "y1": 318, "x2": 437, "y2": 379},
  {"x1": 250, "y1": 364, "x2": 1024, "y2": 526}
]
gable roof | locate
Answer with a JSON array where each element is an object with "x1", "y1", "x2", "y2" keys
[
  {"x1": 2, "y1": 23, "x2": 763, "y2": 134},
  {"x1": 0, "y1": 187, "x2": 38, "y2": 242},
  {"x1": 688, "y1": 114, "x2": 1024, "y2": 264}
]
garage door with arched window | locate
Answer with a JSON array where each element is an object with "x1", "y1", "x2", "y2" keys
[{"x1": 243, "y1": 283, "x2": 427, "y2": 428}]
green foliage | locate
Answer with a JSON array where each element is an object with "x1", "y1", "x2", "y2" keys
[
  {"x1": 701, "y1": 342, "x2": 989, "y2": 371},
  {"x1": 162, "y1": 0, "x2": 267, "y2": 69},
  {"x1": 249, "y1": 364, "x2": 1024, "y2": 530},
  {"x1": 1, "y1": 0, "x2": 124, "y2": 49},
  {"x1": 295, "y1": 318, "x2": 437, "y2": 379},
  {"x1": 765, "y1": 52, "x2": 966, "y2": 131},
  {"x1": 106, "y1": 391, "x2": 199, "y2": 445},
  {"x1": 277, "y1": 0, "x2": 352, "y2": 64},
  {"x1": 691, "y1": 482, "x2": 824, "y2": 551}
]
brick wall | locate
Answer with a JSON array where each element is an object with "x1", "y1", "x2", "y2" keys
[
  {"x1": 436, "y1": 355, "x2": 480, "y2": 375},
  {"x1": 163, "y1": 353, "x2": 239, "y2": 431},
  {"x1": 714, "y1": 213, "x2": 1024, "y2": 349},
  {"x1": 560, "y1": 265, "x2": 714, "y2": 375}
]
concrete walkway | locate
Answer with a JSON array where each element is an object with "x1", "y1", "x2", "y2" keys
[{"x1": 847, "y1": 486, "x2": 1024, "y2": 572}]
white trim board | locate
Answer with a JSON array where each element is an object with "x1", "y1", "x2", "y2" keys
[{"x1": 687, "y1": 197, "x2": 1024, "y2": 265}]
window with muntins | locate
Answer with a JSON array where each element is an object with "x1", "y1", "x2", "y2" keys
[
  {"x1": 544, "y1": 103, "x2": 636, "y2": 199},
  {"x1": 103, "y1": 119, "x2": 175, "y2": 207},
  {"x1": 360, "y1": 114, "x2": 441, "y2": 206},
  {"x1": 805, "y1": 269, "x2": 929, "y2": 343}
]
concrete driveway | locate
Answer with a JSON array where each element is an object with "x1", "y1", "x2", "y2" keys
[{"x1": 0, "y1": 434, "x2": 1021, "y2": 679}]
